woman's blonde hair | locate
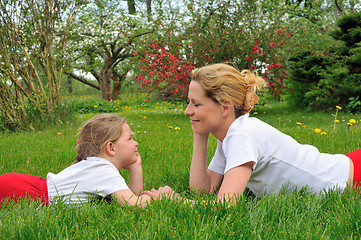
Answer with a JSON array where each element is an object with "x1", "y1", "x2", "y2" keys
[
  {"x1": 75, "y1": 113, "x2": 127, "y2": 162},
  {"x1": 191, "y1": 63, "x2": 267, "y2": 117}
]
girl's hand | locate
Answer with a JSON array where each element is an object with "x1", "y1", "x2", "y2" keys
[
  {"x1": 142, "y1": 186, "x2": 177, "y2": 200},
  {"x1": 123, "y1": 153, "x2": 142, "y2": 171}
]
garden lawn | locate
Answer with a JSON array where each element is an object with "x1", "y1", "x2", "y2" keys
[{"x1": 0, "y1": 99, "x2": 361, "y2": 239}]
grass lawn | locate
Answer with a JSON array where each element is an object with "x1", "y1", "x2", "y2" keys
[{"x1": 0, "y1": 97, "x2": 361, "y2": 239}]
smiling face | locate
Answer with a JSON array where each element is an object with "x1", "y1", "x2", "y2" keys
[
  {"x1": 184, "y1": 81, "x2": 227, "y2": 137},
  {"x1": 112, "y1": 123, "x2": 139, "y2": 168}
]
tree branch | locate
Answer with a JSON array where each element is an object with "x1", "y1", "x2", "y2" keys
[
  {"x1": 334, "y1": 0, "x2": 345, "y2": 15},
  {"x1": 65, "y1": 69, "x2": 100, "y2": 90},
  {"x1": 114, "y1": 30, "x2": 152, "y2": 56}
]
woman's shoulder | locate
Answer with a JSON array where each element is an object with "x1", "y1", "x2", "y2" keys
[{"x1": 231, "y1": 114, "x2": 275, "y2": 133}]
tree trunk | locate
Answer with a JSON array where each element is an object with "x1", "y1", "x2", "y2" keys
[
  {"x1": 146, "y1": 0, "x2": 152, "y2": 21},
  {"x1": 127, "y1": 0, "x2": 136, "y2": 14},
  {"x1": 100, "y1": 73, "x2": 112, "y2": 101},
  {"x1": 67, "y1": 74, "x2": 73, "y2": 94},
  {"x1": 112, "y1": 71, "x2": 128, "y2": 100}
]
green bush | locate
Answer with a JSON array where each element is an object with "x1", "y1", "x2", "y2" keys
[
  {"x1": 331, "y1": 12, "x2": 361, "y2": 75},
  {"x1": 0, "y1": 99, "x2": 76, "y2": 132},
  {"x1": 286, "y1": 50, "x2": 361, "y2": 111},
  {"x1": 69, "y1": 97, "x2": 123, "y2": 114}
]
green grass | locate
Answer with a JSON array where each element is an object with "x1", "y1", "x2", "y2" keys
[{"x1": 1, "y1": 98, "x2": 361, "y2": 239}]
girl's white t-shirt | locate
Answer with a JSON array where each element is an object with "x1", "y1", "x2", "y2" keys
[
  {"x1": 208, "y1": 114, "x2": 350, "y2": 196},
  {"x1": 46, "y1": 157, "x2": 129, "y2": 204}
]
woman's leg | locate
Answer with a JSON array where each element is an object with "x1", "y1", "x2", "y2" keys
[{"x1": 346, "y1": 149, "x2": 361, "y2": 189}]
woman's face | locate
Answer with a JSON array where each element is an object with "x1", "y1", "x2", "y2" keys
[{"x1": 184, "y1": 81, "x2": 225, "y2": 135}]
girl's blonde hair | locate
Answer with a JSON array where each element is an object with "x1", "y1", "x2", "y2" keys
[
  {"x1": 75, "y1": 113, "x2": 126, "y2": 162},
  {"x1": 191, "y1": 63, "x2": 267, "y2": 117}
]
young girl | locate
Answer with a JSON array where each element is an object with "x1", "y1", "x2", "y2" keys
[
  {"x1": 0, "y1": 113, "x2": 172, "y2": 207},
  {"x1": 184, "y1": 63, "x2": 360, "y2": 204}
]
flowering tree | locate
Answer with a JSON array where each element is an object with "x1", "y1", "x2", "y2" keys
[{"x1": 64, "y1": 3, "x2": 156, "y2": 100}]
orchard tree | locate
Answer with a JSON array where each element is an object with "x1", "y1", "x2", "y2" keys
[{"x1": 64, "y1": 0, "x2": 159, "y2": 100}]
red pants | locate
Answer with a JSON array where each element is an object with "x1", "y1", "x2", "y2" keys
[
  {"x1": 0, "y1": 172, "x2": 48, "y2": 206},
  {"x1": 346, "y1": 149, "x2": 361, "y2": 189}
]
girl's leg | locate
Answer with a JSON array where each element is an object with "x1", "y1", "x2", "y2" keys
[
  {"x1": 346, "y1": 149, "x2": 361, "y2": 189},
  {"x1": 0, "y1": 172, "x2": 48, "y2": 206}
]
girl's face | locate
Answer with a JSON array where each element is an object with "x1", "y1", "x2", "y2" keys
[
  {"x1": 184, "y1": 81, "x2": 225, "y2": 135},
  {"x1": 112, "y1": 123, "x2": 139, "y2": 167}
]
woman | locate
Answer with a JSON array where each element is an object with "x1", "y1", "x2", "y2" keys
[{"x1": 184, "y1": 63, "x2": 360, "y2": 204}]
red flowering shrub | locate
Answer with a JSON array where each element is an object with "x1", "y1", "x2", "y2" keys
[{"x1": 135, "y1": 43, "x2": 195, "y2": 101}]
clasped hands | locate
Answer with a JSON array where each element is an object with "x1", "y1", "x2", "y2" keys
[{"x1": 142, "y1": 186, "x2": 179, "y2": 200}]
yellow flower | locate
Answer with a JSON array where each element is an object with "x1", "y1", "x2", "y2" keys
[
  {"x1": 349, "y1": 119, "x2": 356, "y2": 124},
  {"x1": 57, "y1": 132, "x2": 62, "y2": 135},
  {"x1": 175, "y1": 127, "x2": 180, "y2": 130},
  {"x1": 168, "y1": 126, "x2": 173, "y2": 129},
  {"x1": 336, "y1": 106, "x2": 342, "y2": 110},
  {"x1": 296, "y1": 122, "x2": 302, "y2": 125},
  {"x1": 334, "y1": 119, "x2": 340, "y2": 123},
  {"x1": 93, "y1": 105, "x2": 97, "y2": 108},
  {"x1": 314, "y1": 128, "x2": 321, "y2": 133},
  {"x1": 347, "y1": 122, "x2": 353, "y2": 126},
  {"x1": 253, "y1": 112, "x2": 258, "y2": 115},
  {"x1": 321, "y1": 132, "x2": 327, "y2": 135},
  {"x1": 143, "y1": 116, "x2": 147, "y2": 119}
]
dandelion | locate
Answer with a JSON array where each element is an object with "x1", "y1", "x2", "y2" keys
[
  {"x1": 168, "y1": 126, "x2": 173, "y2": 129},
  {"x1": 321, "y1": 132, "x2": 327, "y2": 135},
  {"x1": 349, "y1": 119, "x2": 356, "y2": 124},
  {"x1": 334, "y1": 120, "x2": 340, "y2": 123},
  {"x1": 57, "y1": 132, "x2": 62, "y2": 135},
  {"x1": 253, "y1": 112, "x2": 258, "y2": 115},
  {"x1": 175, "y1": 127, "x2": 180, "y2": 130},
  {"x1": 296, "y1": 122, "x2": 302, "y2": 125},
  {"x1": 336, "y1": 106, "x2": 342, "y2": 110},
  {"x1": 94, "y1": 105, "x2": 97, "y2": 108},
  {"x1": 143, "y1": 116, "x2": 147, "y2": 119},
  {"x1": 314, "y1": 128, "x2": 321, "y2": 133},
  {"x1": 347, "y1": 122, "x2": 353, "y2": 126}
]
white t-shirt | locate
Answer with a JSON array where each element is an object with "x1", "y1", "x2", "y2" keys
[
  {"x1": 47, "y1": 157, "x2": 129, "y2": 204},
  {"x1": 208, "y1": 114, "x2": 350, "y2": 196}
]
